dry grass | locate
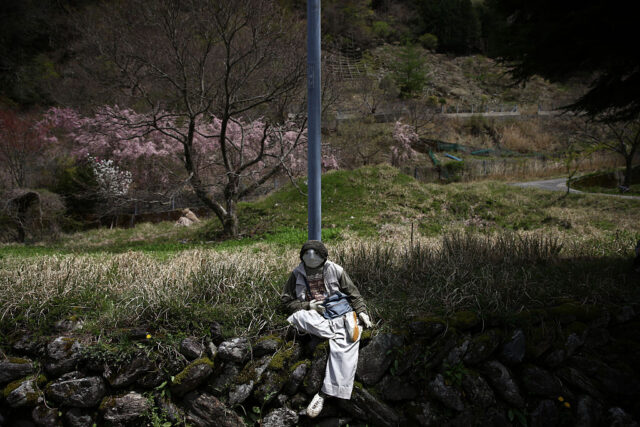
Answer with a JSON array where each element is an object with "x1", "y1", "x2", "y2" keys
[{"x1": 2, "y1": 229, "x2": 638, "y2": 339}]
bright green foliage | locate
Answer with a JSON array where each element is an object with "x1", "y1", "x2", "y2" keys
[{"x1": 392, "y1": 44, "x2": 428, "y2": 99}]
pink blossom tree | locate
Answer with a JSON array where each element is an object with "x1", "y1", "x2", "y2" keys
[
  {"x1": 46, "y1": 106, "x2": 338, "y2": 235},
  {"x1": 391, "y1": 121, "x2": 420, "y2": 166},
  {"x1": 60, "y1": 0, "x2": 319, "y2": 236}
]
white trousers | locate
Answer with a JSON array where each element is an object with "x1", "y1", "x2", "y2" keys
[{"x1": 287, "y1": 309, "x2": 361, "y2": 399}]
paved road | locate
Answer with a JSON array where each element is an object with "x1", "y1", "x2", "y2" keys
[{"x1": 511, "y1": 178, "x2": 640, "y2": 200}]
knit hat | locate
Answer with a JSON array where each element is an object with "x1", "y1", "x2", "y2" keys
[{"x1": 300, "y1": 240, "x2": 328, "y2": 261}]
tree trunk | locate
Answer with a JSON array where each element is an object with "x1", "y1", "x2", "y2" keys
[{"x1": 623, "y1": 156, "x2": 633, "y2": 188}]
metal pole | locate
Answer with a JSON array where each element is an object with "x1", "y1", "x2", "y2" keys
[{"x1": 307, "y1": 0, "x2": 322, "y2": 241}]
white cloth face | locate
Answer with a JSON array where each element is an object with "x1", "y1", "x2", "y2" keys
[
  {"x1": 287, "y1": 309, "x2": 361, "y2": 399},
  {"x1": 302, "y1": 249, "x2": 325, "y2": 268}
]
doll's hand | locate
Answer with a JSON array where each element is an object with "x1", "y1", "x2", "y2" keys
[
  {"x1": 309, "y1": 300, "x2": 325, "y2": 315},
  {"x1": 359, "y1": 312, "x2": 373, "y2": 328}
]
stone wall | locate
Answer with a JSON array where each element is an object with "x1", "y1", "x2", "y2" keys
[{"x1": 2, "y1": 302, "x2": 640, "y2": 426}]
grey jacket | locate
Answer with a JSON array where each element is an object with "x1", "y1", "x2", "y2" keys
[{"x1": 281, "y1": 261, "x2": 367, "y2": 315}]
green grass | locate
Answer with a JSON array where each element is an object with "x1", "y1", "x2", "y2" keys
[
  {"x1": 2, "y1": 165, "x2": 639, "y2": 258},
  {"x1": 1, "y1": 165, "x2": 639, "y2": 344}
]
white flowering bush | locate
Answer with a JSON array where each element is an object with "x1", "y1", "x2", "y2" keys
[{"x1": 87, "y1": 156, "x2": 132, "y2": 198}]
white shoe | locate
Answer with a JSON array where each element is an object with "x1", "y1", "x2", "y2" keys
[{"x1": 306, "y1": 392, "x2": 325, "y2": 418}]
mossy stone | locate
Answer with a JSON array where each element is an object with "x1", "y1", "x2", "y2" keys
[
  {"x1": 268, "y1": 342, "x2": 298, "y2": 371},
  {"x1": 449, "y1": 311, "x2": 480, "y2": 331},
  {"x1": 506, "y1": 308, "x2": 548, "y2": 328},
  {"x1": 547, "y1": 303, "x2": 600, "y2": 324},
  {"x1": 172, "y1": 357, "x2": 214, "y2": 386},
  {"x1": 409, "y1": 316, "x2": 446, "y2": 338},
  {"x1": 525, "y1": 326, "x2": 554, "y2": 359}
]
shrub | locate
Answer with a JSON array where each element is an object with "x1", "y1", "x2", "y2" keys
[
  {"x1": 0, "y1": 189, "x2": 66, "y2": 242},
  {"x1": 419, "y1": 33, "x2": 438, "y2": 51}
]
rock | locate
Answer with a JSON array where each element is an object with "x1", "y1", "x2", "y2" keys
[
  {"x1": 209, "y1": 322, "x2": 224, "y2": 345},
  {"x1": 575, "y1": 395, "x2": 603, "y2": 427},
  {"x1": 228, "y1": 356, "x2": 271, "y2": 406},
  {"x1": 427, "y1": 374, "x2": 464, "y2": 411},
  {"x1": 303, "y1": 352, "x2": 328, "y2": 395},
  {"x1": 64, "y1": 408, "x2": 94, "y2": 427},
  {"x1": 499, "y1": 329, "x2": 526, "y2": 365},
  {"x1": 207, "y1": 342, "x2": 218, "y2": 359},
  {"x1": 555, "y1": 367, "x2": 603, "y2": 400},
  {"x1": 525, "y1": 327, "x2": 554, "y2": 360},
  {"x1": 262, "y1": 407, "x2": 299, "y2": 427},
  {"x1": 156, "y1": 395, "x2": 184, "y2": 424},
  {"x1": 408, "y1": 318, "x2": 446, "y2": 338},
  {"x1": 106, "y1": 356, "x2": 153, "y2": 388},
  {"x1": 100, "y1": 392, "x2": 151, "y2": 425},
  {"x1": 521, "y1": 365, "x2": 563, "y2": 397},
  {"x1": 46, "y1": 372, "x2": 106, "y2": 408},
  {"x1": 44, "y1": 337, "x2": 84, "y2": 376},
  {"x1": 170, "y1": 357, "x2": 214, "y2": 397},
  {"x1": 356, "y1": 333, "x2": 404, "y2": 386},
  {"x1": 136, "y1": 368, "x2": 166, "y2": 389},
  {"x1": 209, "y1": 363, "x2": 239, "y2": 396},
  {"x1": 338, "y1": 385, "x2": 401, "y2": 427},
  {"x1": 254, "y1": 337, "x2": 281, "y2": 357},
  {"x1": 584, "y1": 327, "x2": 610, "y2": 348},
  {"x1": 184, "y1": 392, "x2": 244, "y2": 427},
  {"x1": 461, "y1": 371, "x2": 495, "y2": 408},
  {"x1": 54, "y1": 318, "x2": 83, "y2": 333},
  {"x1": 217, "y1": 338, "x2": 250, "y2": 363},
  {"x1": 175, "y1": 216, "x2": 194, "y2": 227},
  {"x1": 379, "y1": 375, "x2": 418, "y2": 401},
  {"x1": 182, "y1": 208, "x2": 200, "y2": 223},
  {"x1": 607, "y1": 407, "x2": 639, "y2": 427},
  {"x1": 181, "y1": 337, "x2": 205, "y2": 360},
  {"x1": 569, "y1": 356, "x2": 640, "y2": 397},
  {"x1": 484, "y1": 407, "x2": 511, "y2": 427},
  {"x1": 31, "y1": 404, "x2": 59, "y2": 426},
  {"x1": 406, "y1": 401, "x2": 445, "y2": 427},
  {"x1": 254, "y1": 370, "x2": 286, "y2": 405},
  {"x1": 443, "y1": 337, "x2": 470, "y2": 367},
  {"x1": 228, "y1": 382, "x2": 254, "y2": 407},
  {"x1": 612, "y1": 306, "x2": 635, "y2": 324},
  {"x1": 529, "y1": 400, "x2": 559, "y2": 427},
  {"x1": 284, "y1": 361, "x2": 309, "y2": 395},
  {"x1": 463, "y1": 329, "x2": 502, "y2": 365},
  {"x1": 3, "y1": 377, "x2": 43, "y2": 408},
  {"x1": 314, "y1": 417, "x2": 352, "y2": 427},
  {"x1": 480, "y1": 360, "x2": 524, "y2": 408},
  {"x1": 0, "y1": 357, "x2": 34, "y2": 384},
  {"x1": 12, "y1": 334, "x2": 45, "y2": 357},
  {"x1": 542, "y1": 349, "x2": 566, "y2": 368}
]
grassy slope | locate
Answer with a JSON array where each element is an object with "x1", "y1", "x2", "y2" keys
[
  {"x1": 1, "y1": 165, "x2": 639, "y2": 339},
  {"x1": 3, "y1": 164, "x2": 638, "y2": 256}
]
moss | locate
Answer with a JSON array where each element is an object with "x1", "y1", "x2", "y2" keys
[
  {"x1": 547, "y1": 303, "x2": 600, "y2": 324},
  {"x1": 353, "y1": 380, "x2": 364, "y2": 390},
  {"x1": 235, "y1": 360, "x2": 260, "y2": 385},
  {"x1": 35, "y1": 375, "x2": 47, "y2": 387},
  {"x1": 3, "y1": 378, "x2": 24, "y2": 398},
  {"x1": 256, "y1": 335, "x2": 284, "y2": 345},
  {"x1": 449, "y1": 310, "x2": 480, "y2": 330},
  {"x1": 268, "y1": 342, "x2": 297, "y2": 371},
  {"x1": 506, "y1": 308, "x2": 548, "y2": 327},
  {"x1": 172, "y1": 357, "x2": 214, "y2": 386},
  {"x1": 7, "y1": 357, "x2": 31, "y2": 364},
  {"x1": 312, "y1": 341, "x2": 329, "y2": 359},
  {"x1": 289, "y1": 359, "x2": 311, "y2": 374},
  {"x1": 99, "y1": 396, "x2": 116, "y2": 411},
  {"x1": 360, "y1": 329, "x2": 373, "y2": 341}
]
